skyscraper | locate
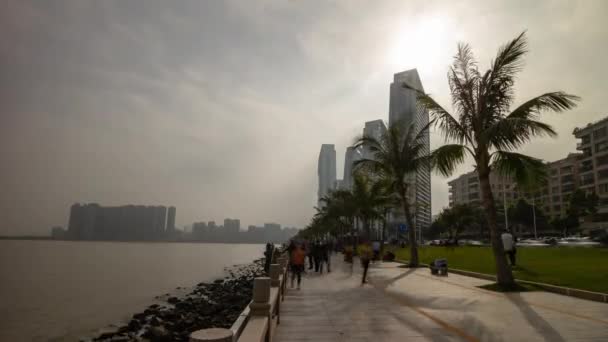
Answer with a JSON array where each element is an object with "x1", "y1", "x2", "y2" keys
[
  {"x1": 317, "y1": 144, "x2": 337, "y2": 206},
  {"x1": 343, "y1": 146, "x2": 362, "y2": 190},
  {"x1": 388, "y1": 69, "x2": 432, "y2": 237},
  {"x1": 362, "y1": 119, "x2": 387, "y2": 160}
]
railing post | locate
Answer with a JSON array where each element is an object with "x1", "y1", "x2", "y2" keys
[
  {"x1": 249, "y1": 277, "x2": 271, "y2": 316},
  {"x1": 269, "y1": 264, "x2": 281, "y2": 287},
  {"x1": 190, "y1": 328, "x2": 233, "y2": 342},
  {"x1": 249, "y1": 277, "x2": 271, "y2": 341},
  {"x1": 277, "y1": 256, "x2": 288, "y2": 300}
]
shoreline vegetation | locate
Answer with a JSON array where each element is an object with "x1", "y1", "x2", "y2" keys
[
  {"x1": 393, "y1": 246, "x2": 608, "y2": 293},
  {"x1": 89, "y1": 260, "x2": 265, "y2": 342}
]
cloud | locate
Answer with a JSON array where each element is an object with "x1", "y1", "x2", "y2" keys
[{"x1": 1, "y1": 0, "x2": 607, "y2": 234}]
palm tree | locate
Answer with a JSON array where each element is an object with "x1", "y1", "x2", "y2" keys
[
  {"x1": 408, "y1": 32, "x2": 579, "y2": 286},
  {"x1": 350, "y1": 172, "x2": 391, "y2": 240},
  {"x1": 354, "y1": 121, "x2": 431, "y2": 267}
]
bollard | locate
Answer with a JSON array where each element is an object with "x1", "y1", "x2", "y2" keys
[
  {"x1": 269, "y1": 264, "x2": 281, "y2": 287},
  {"x1": 190, "y1": 328, "x2": 233, "y2": 342},
  {"x1": 249, "y1": 277, "x2": 271, "y2": 316}
]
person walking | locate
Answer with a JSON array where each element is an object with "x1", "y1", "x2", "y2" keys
[
  {"x1": 501, "y1": 229, "x2": 517, "y2": 266},
  {"x1": 290, "y1": 244, "x2": 306, "y2": 290},
  {"x1": 313, "y1": 241, "x2": 321, "y2": 272},
  {"x1": 306, "y1": 240, "x2": 314, "y2": 271},
  {"x1": 371, "y1": 240, "x2": 381, "y2": 263},
  {"x1": 359, "y1": 241, "x2": 373, "y2": 284},
  {"x1": 318, "y1": 242, "x2": 330, "y2": 274}
]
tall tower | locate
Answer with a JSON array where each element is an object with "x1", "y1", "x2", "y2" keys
[
  {"x1": 317, "y1": 144, "x2": 337, "y2": 206},
  {"x1": 388, "y1": 69, "x2": 432, "y2": 237},
  {"x1": 166, "y1": 206, "x2": 176, "y2": 231},
  {"x1": 362, "y1": 120, "x2": 387, "y2": 160},
  {"x1": 343, "y1": 146, "x2": 360, "y2": 190}
]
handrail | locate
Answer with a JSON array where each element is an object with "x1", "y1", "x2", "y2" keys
[{"x1": 190, "y1": 252, "x2": 290, "y2": 342}]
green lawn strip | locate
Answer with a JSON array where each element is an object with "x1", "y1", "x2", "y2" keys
[{"x1": 392, "y1": 246, "x2": 608, "y2": 294}]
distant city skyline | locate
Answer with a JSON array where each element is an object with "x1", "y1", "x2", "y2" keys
[{"x1": 2, "y1": 1, "x2": 607, "y2": 235}]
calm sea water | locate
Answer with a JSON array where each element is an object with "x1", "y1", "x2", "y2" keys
[{"x1": 0, "y1": 240, "x2": 264, "y2": 341}]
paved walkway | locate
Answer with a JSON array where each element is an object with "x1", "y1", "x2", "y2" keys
[{"x1": 275, "y1": 255, "x2": 608, "y2": 342}]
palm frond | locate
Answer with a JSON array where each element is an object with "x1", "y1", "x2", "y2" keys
[
  {"x1": 481, "y1": 31, "x2": 529, "y2": 125},
  {"x1": 402, "y1": 84, "x2": 471, "y2": 146},
  {"x1": 507, "y1": 92, "x2": 580, "y2": 120},
  {"x1": 490, "y1": 150, "x2": 547, "y2": 188},
  {"x1": 431, "y1": 144, "x2": 470, "y2": 177},
  {"x1": 482, "y1": 91, "x2": 579, "y2": 150}
]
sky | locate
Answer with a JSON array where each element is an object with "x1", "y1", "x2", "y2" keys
[{"x1": 1, "y1": 0, "x2": 607, "y2": 235}]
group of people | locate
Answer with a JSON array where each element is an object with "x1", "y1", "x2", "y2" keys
[{"x1": 285, "y1": 239, "x2": 334, "y2": 289}]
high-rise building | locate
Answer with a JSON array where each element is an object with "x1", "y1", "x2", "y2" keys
[
  {"x1": 317, "y1": 144, "x2": 337, "y2": 206},
  {"x1": 387, "y1": 69, "x2": 432, "y2": 235},
  {"x1": 574, "y1": 116, "x2": 608, "y2": 214},
  {"x1": 343, "y1": 146, "x2": 362, "y2": 190},
  {"x1": 224, "y1": 218, "x2": 241, "y2": 233},
  {"x1": 361, "y1": 120, "x2": 387, "y2": 160},
  {"x1": 448, "y1": 153, "x2": 584, "y2": 221},
  {"x1": 67, "y1": 203, "x2": 172, "y2": 241},
  {"x1": 166, "y1": 206, "x2": 176, "y2": 231}
]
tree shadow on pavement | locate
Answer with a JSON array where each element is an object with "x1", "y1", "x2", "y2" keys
[{"x1": 505, "y1": 293, "x2": 566, "y2": 342}]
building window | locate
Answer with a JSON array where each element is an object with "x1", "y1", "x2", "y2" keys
[
  {"x1": 581, "y1": 134, "x2": 591, "y2": 145},
  {"x1": 553, "y1": 205, "x2": 561, "y2": 212},
  {"x1": 561, "y1": 175, "x2": 574, "y2": 183},
  {"x1": 560, "y1": 166, "x2": 573, "y2": 174},
  {"x1": 596, "y1": 141, "x2": 608, "y2": 153},
  {"x1": 598, "y1": 169, "x2": 608, "y2": 180},
  {"x1": 599, "y1": 183, "x2": 608, "y2": 194},
  {"x1": 552, "y1": 195, "x2": 560, "y2": 203},
  {"x1": 550, "y1": 169, "x2": 558, "y2": 176},
  {"x1": 580, "y1": 174, "x2": 595, "y2": 186},
  {"x1": 583, "y1": 147, "x2": 593, "y2": 157},
  {"x1": 593, "y1": 126, "x2": 607, "y2": 140},
  {"x1": 552, "y1": 186, "x2": 559, "y2": 193},
  {"x1": 562, "y1": 184, "x2": 575, "y2": 193},
  {"x1": 598, "y1": 154, "x2": 608, "y2": 167},
  {"x1": 581, "y1": 160, "x2": 593, "y2": 173}
]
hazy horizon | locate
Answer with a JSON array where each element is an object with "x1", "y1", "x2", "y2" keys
[{"x1": 2, "y1": 0, "x2": 607, "y2": 235}]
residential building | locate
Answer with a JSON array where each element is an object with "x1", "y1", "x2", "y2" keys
[
  {"x1": 67, "y1": 203, "x2": 173, "y2": 241},
  {"x1": 448, "y1": 153, "x2": 584, "y2": 221},
  {"x1": 388, "y1": 69, "x2": 432, "y2": 234},
  {"x1": 224, "y1": 218, "x2": 241, "y2": 233},
  {"x1": 166, "y1": 206, "x2": 176, "y2": 231},
  {"x1": 543, "y1": 153, "x2": 582, "y2": 218},
  {"x1": 574, "y1": 116, "x2": 608, "y2": 214},
  {"x1": 317, "y1": 144, "x2": 337, "y2": 206}
]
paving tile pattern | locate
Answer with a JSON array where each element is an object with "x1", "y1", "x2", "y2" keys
[{"x1": 275, "y1": 256, "x2": 608, "y2": 342}]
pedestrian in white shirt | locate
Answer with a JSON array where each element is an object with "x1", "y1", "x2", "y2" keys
[{"x1": 501, "y1": 229, "x2": 517, "y2": 266}]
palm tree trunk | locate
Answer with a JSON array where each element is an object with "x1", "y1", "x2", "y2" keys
[
  {"x1": 402, "y1": 199, "x2": 419, "y2": 267},
  {"x1": 380, "y1": 210, "x2": 387, "y2": 253},
  {"x1": 478, "y1": 168, "x2": 515, "y2": 286}
]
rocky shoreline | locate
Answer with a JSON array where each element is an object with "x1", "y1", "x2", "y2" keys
[{"x1": 91, "y1": 260, "x2": 265, "y2": 342}]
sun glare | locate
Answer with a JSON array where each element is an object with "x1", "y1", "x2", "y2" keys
[{"x1": 387, "y1": 15, "x2": 456, "y2": 71}]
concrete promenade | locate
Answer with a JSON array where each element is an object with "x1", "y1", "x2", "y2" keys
[{"x1": 275, "y1": 256, "x2": 608, "y2": 342}]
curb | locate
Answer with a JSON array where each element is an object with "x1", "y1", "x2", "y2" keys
[{"x1": 395, "y1": 259, "x2": 608, "y2": 304}]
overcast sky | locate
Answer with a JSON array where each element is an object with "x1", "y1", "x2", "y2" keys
[{"x1": 1, "y1": 0, "x2": 607, "y2": 235}]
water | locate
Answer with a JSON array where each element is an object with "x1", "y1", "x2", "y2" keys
[{"x1": 0, "y1": 240, "x2": 264, "y2": 341}]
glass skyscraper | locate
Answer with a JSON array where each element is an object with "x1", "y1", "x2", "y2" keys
[{"x1": 388, "y1": 69, "x2": 432, "y2": 238}]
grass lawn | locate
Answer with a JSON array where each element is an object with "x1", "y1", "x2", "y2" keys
[{"x1": 392, "y1": 246, "x2": 608, "y2": 294}]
